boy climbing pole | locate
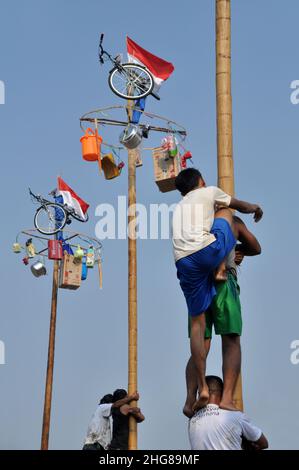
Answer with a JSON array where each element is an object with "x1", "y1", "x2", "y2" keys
[
  {"x1": 183, "y1": 216, "x2": 262, "y2": 417},
  {"x1": 172, "y1": 168, "x2": 263, "y2": 412}
]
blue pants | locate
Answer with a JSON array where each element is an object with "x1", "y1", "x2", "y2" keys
[{"x1": 176, "y1": 218, "x2": 236, "y2": 316}]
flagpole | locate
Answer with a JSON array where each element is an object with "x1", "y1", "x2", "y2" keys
[
  {"x1": 215, "y1": 0, "x2": 243, "y2": 411},
  {"x1": 41, "y1": 256, "x2": 59, "y2": 449}
]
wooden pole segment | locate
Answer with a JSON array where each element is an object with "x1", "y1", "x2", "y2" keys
[
  {"x1": 41, "y1": 259, "x2": 59, "y2": 450},
  {"x1": 216, "y1": 0, "x2": 234, "y2": 195},
  {"x1": 216, "y1": 0, "x2": 243, "y2": 410},
  {"x1": 128, "y1": 147, "x2": 138, "y2": 450}
]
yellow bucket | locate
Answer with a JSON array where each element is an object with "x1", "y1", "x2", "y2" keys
[{"x1": 101, "y1": 154, "x2": 120, "y2": 180}]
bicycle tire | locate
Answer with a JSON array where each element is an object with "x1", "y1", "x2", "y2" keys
[
  {"x1": 34, "y1": 203, "x2": 67, "y2": 235},
  {"x1": 108, "y1": 63, "x2": 154, "y2": 100}
]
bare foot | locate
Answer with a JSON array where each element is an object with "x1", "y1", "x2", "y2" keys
[
  {"x1": 219, "y1": 399, "x2": 240, "y2": 411},
  {"x1": 192, "y1": 389, "x2": 209, "y2": 413},
  {"x1": 214, "y1": 270, "x2": 228, "y2": 282},
  {"x1": 183, "y1": 403, "x2": 195, "y2": 418}
]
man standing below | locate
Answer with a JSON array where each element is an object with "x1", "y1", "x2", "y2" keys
[
  {"x1": 189, "y1": 376, "x2": 268, "y2": 450},
  {"x1": 172, "y1": 168, "x2": 263, "y2": 411},
  {"x1": 183, "y1": 216, "x2": 261, "y2": 416},
  {"x1": 83, "y1": 390, "x2": 138, "y2": 450}
]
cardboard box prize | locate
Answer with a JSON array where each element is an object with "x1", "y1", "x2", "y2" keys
[
  {"x1": 152, "y1": 148, "x2": 181, "y2": 193},
  {"x1": 59, "y1": 253, "x2": 82, "y2": 290}
]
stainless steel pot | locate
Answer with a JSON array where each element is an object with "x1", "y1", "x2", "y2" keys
[
  {"x1": 119, "y1": 124, "x2": 142, "y2": 149},
  {"x1": 31, "y1": 261, "x2": 47, "y2": 277}
]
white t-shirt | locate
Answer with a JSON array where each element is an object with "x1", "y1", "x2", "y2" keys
[
  {"x1": 84, "y1": 403, "x2": 112, "y2": 449},
  {"x1": 172, "y1": 186, "x2": 231, "y2": 262},
  {"x1": 189, "y1": 404, "x2": 262, "y2": 451}
]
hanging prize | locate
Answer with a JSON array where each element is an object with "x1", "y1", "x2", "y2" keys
[
  {"x1": 12, "y1": 242, "x2": 22, "y2": 253},
  {"x1": 31, "y1": 259, "x2": 47, "y2": 277},
  {"x1": 26, "y1": 238, "x2": 36, "y2": 258},
  {"x1": 81, "y1": 257, "x2": 88, "y2": 280},
  {"x1": 74, "y1": 245, "x2": 84, "y2": 264},
  {"x1": 86, "y1": 246, "x2": 95, "y2": 268}
]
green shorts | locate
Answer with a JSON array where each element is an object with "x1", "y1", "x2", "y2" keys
[{"x1": 188, "y1": 272, "x2": 242, "y2": 338}]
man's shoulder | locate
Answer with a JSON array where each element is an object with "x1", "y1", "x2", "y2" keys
[
  {"x1": 183, "y1": 187, "x2": 213, "y2": 200},
  {"x1": 218, "y1": 409, "x2": 245, "y2": 423},
  {"x1": 194, "y1": 186, "x2": 221, "y2": 197},
  {"x1": 206, "y1": 185, "x2": 221, "y2": 193},
  {"x1": 99, "y1": 403, "x2": 112, "y2": 413},
  {"x1": 191, "y1": 406, "x2": 244, "y2": 425},
  {"x1": 200, "y1": 406, "x2": 244, "y2": 420}
]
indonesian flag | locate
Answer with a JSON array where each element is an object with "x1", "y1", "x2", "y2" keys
[
  {"x1": 57, "y1": 177, "x2": 89, "y2": 220},
  {"x1": 127, "y1": 36, "x2": 174, "y2": 92}
]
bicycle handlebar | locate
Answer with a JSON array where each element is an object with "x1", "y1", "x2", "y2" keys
[
  {"x1": 98, "y1": 33, "x2": 105, "y2": 63},
  {"x1": 98, "y1": 34, "x2": 115, "y2": 65},
  {"x1": 29, "y1": 187, "x2": 37, "y2": 198},
  {"x1": 29, "y1": 188, "x2": 51, "y2": 205}
]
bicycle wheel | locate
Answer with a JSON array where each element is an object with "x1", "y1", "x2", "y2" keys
[
  {"x1": 109, "y1": 64, "x2": 154, "y2": 100},
  {"x1": 34, "y1": 203, "x2": 67, "y2": 235}
]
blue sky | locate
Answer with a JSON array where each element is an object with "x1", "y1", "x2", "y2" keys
[{"x1": 1, "y1": 0, "x2": 299, "y2": 449}]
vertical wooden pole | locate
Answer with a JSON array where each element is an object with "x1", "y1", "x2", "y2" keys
[
  {"x1": 41, "y1": 259, "x2": 59, "y2": 449},
  {"x1": 216, "y1": 0, "x2": 243, "y2": 411},
  {"x1": 128, "y1": 147, "x2": 138, "y2": 450}
]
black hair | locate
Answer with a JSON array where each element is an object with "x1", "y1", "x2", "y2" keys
[
  {"x1": 100, "y1": 394, "x2": 114, "y2": 404},
  {"x1": 112, "y1": 389, "x2": 127, "y2": 402},
  {"x1": 206, "y1": 375, "x2": 224, "y2": 394},
  {"x1": 175, "y1": 168, "x2": 202, "y2": 196}
]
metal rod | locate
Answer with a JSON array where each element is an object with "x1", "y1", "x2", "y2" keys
[
  {"x1": 35, "y1": 234, "x2": 79, "y2": 256},
  {"x1": 80, "y1": 117, "x2": 187, "y2": 136}
]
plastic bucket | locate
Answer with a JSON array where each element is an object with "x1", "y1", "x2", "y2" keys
[
  {"x1": 80, "y1": 128, "x2": 103, "y2": 162},
  {"x1": 102, "y1": 153, "x2": 120, "y2": 180}
]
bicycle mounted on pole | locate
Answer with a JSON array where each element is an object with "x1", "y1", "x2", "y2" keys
[
  {"x1": 98, "y1": 33, "x2": 160, "y2": 101},
  {"x1": 29, "y1": 188, "x2": 89, "y2": 236}
]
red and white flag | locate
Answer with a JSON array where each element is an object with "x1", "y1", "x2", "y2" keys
[
  {"x1": 57, "y1": 177, "x2": 89, "y2": 220},
  {"x1": 127, "y1": 36, "x2": 174, "y2": 91}
]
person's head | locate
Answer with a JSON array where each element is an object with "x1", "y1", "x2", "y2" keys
[
  {"x1": 112, "y1": 389, "x2": 127, "y2": 402},
  {"x1": 99, "y1": 394, "x2": 113, "y2": 405},
  {"x1": 206, "y1": 376, "x2": 223, "y2": 404},
  {"x1": 175, "y1": 168, "x2": 205, "y2": 196}
]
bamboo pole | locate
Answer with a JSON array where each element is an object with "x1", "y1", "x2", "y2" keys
[
  {"x1": 41, "y1": 259, "x2": 59, "y2": 450},
  {"x1": 128, "y1": 147, "x2": 138, "y2": 450},
  {"x1": 216, "y1": 0, "x2": 243, "y2": 411}
]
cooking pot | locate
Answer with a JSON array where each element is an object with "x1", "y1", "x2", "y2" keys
[
  {"x1": 119, "y1": 124, "x2": 142, "y2": 149},
  {"x1": 31, "y1": 261, "x2": 47, "y2": 277}
]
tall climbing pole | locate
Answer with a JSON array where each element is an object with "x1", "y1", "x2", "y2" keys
[
  {"x1": 127, "y1": 103, "x2": 138, "y2": 449},
  {"x1": 41, "y1": 258, "x2": 59, "y2": 449},
  {"x1": 215, "y1": 0, "x2": 243, "y2": 410}
]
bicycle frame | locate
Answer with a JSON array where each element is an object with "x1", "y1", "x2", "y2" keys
[{"x1": 99, "y1": 48, "x2": 124, "y2": 73}]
